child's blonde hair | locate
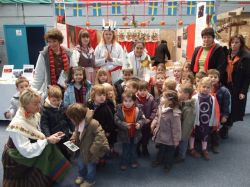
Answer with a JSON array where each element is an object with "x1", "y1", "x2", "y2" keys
[
  {"x1": 198, "y1": 77, "x2": 212, "y2": 90},
  {"x1": 173, "y1": 61, "x2": 182, "y2": 70},
  {"x1": 95, "y1": 68, "x2": 111, "y2": 84},
  {"x1": 126, "y1": 79, "x2": 139, "y2": 91},
  {"x1": 102, "y1": 83, "x2": 116, "y2": 104},
  {"x1": 15, "y1": 76, "x2": 29, "y2": 88},
  {"x1": 66, "y1": 103, "x2": 87, "y2": 125},
  {"x1": 207, "y1": 69, "x2": 220, "y2": 78},
  {"x1": 163, "y1": 78, "x2": 177, "y2": 91},
  {"x1": 47, "y1": 85, "x2": 62, "y2": 99},
  {"x1": 90, "y1": 84, "x2": 106, "y2": 101},
  {"x1": 20, "y1": 88, "x2": 40, "y2": 109}
]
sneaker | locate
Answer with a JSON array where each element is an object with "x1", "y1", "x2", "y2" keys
[
  {"x1": 211, "y1": 146, "x2": 219, "y2": 154},
  {"x1": 131, "y1": 162, "x2": 139, "y2": 168},
  {"x1": 80, "y1": 181, "x2": 95, "y2": 187},
  {"x1": 120, "y1": 165, "x2": 128, "y2": 171},
  {"x1": 202, "y1": 150, "x2": 210, "y2": 160},
  {"x1": 175, "y1": 156, "x2": 185, "y2": 163},
  {"x1": 189, "y1": 149, "x2": 201, "y2": 158},
  {"x1": 75, "y1": 176, "x2": 84, "y2": 185},
  {"x1": 151, "y1": 160, "x2": 161, "y2": 168}
]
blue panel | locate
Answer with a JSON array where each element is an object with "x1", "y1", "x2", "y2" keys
[{"x1": 4, "y1": 25, "x2": 29, "y2": 69}]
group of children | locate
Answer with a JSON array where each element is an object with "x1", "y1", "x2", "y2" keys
[{"x1": 5, "y1": 61, "x2": 231, "y2": 187}]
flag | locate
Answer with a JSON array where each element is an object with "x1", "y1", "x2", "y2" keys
[
  {"x1": 167, "y1": 1, "x2": 177, "y2": 16},
  {"x1": 73, "y1": 3, "x2": 83, "y2": 17},
  {"x1": 187, "y1": 1, "x2": 196, "y2": 15},
  {"x1": 92, "y1": 3, "x2": 102, "y2": 16},
  {"x1": 112, "y1": 2, "x2": 121, "y2": 15},
  {"x1": 130, "y1": 0, "x2": 139, "y2": 4},
  {"x1": 206, "y1": 1, "x2": 215, "y2": 15},
  {"x1": 55, "y1": 3, "x2": 65, "y2": 16},
  {"x1": 148, "y1": 2, "x2": 158, "y2": 16},
  {"x1": 210, "y1": 14, "x2": 217, "y2": 25}
]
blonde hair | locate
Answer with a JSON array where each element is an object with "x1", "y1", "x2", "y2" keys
[
  {"x1": 198, "y1": 77, "x2": 212, "y2": 90},
  {"x1": 102, "y1": 83, "x2": 116, "y2": 104},
  {"x1": 47, "y1": 85, "x2": 62, "y2": 99},
  {"x1": 163, "y1": 78, "x2": 177, "y2": 92},
  {"x1": 19, "y1": 88, "x2": 40, "y2": 109},
  {"x1": 15, "y1": 76, "x2": 29, "y2": 88},
  {"x1": 95, "y1": 68, "x2": 111, "y2": 85},
  {"x1": 90, "y1": 84, "x2": 106, "y2": 101},
  {"x1": 66, "y1": 103, "x2": 87, "y2": 125},
  {"x1": 101, "y1": 30, "x2": 117, "y2": 44}
]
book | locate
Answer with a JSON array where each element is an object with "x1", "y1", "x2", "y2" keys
[{"x1": 63, "y1": 141, "x2": 79, "y2": 152}]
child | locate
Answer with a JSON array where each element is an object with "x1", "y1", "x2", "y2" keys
[
  {"x1": 64, "y1": 66, "x2": 92, "y2": 107},
  {"x1": 114, "y1": 68, "x2": 133, "y2": 104},
  {"x1": 173, "y1": 62, "x2": 182, "y2": 83},
  {"x1": 189, "y1": 77, "x2": 218, "y2": 160},
  {"x1": 66, "y1": 103, "x2": 109, "y2": 186},
  {"x1": 4, "y1": 76, "x2": 29, "y2": 119},
  {"x1": 150, "y1": 72, "x2": 166, "y2": 103},
  {"x1": 182, "y1": 62, "x2": 192, "y2": 73},
  {"x1": 162, "y1": 78, "x2": 177, "y2": 92},
  {"x1": 176, "y1": 83, "x2": 196, "y2": 162},
  {"x1": 40, "y1": 85, "x2": 74, "y2": 160},
  {"x1": 94, "y1": 68, "x2": 111, "y2": 85},
  {"x1": 103, "y1": 82, "x2": 117, "y2": 107},
  {"x1": 87, "y1": 84, "x2": 116, "y2": 164},
  {"x1": 194, "y1": 71, "x2": 207, "y2": 89},
  {"x1": 124, "y1": 79, "x2": 139, "y2": 95},
  {"x1": 208, "y1": 69, "x2": 231, "y2": 141},
  {"x1": 180, "y1": 72, "x2": 195, "y2": 85},
  {"x1": 151, "y1": 90, "x2": 181, "y2": 173},
  {"x1": 115, "y1": 91, "x2": 145, "y2": 171},
  {"x1": 136, "y1": 80, "x2": 158, "y2": 156},
  {"x1": 149, "y1": 63, "x2": 166, "y2": 87}
]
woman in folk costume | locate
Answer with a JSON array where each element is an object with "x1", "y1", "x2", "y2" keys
[
  {"x1": 2, "y1": 88, "x2": 71, "y2": 187},
  {"x1": 71, "y1": 30, "x2": 96, "y2": 84},
  {"x1": 94, "y1": 20, "x2": 124, "y2": 83},
  {"x1": 32, "y1": 28, "x2": 73, "y2": 96},
  {"x1": 127, "y1": 40, "x2": 151, "y2": 79}
]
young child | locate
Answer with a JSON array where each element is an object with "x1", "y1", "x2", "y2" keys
[
  {"x1": 194, "y1": 71, "x2": 207, "y2": 90},
  {"x1": 162, "y1": 78, "x2": 177, "y2": 92},
  {"x1": 150, "y1": 72, "x2": 166, "y2": 103},
  {"x1": 182, "y1": 62, "x2": 192, "y2": 73},
  {"x1": 136, "y1": 80, "x2": 158, "y2": 156},
  {"x1": 115, "y1": 91, "x2": 145, "y2": 171},
  {"x1": 114, "y1": 68, "x2": 133, "y2": 104},
  {"x1": 64, "y1": 66, "x2": 92, "y2": 107},
  {"x1": 149, "y1": 63, "x2": 166, "y2": 87},
  {"x1": 176, "y1": 83, "x2": 196, "y2": 162},
  {"x1": 103, "y1": 83, "x2": 117, "y2": 107},
  {"x1": 87, "y1": 84, "x2": 116, "y2": 165},
  {"x1": 173, "y1": 62, "x2": 182, "y2": 83},
  {"x1": 66, "y1": 103, "x2": 109, "y2": 186},
  {"x1": 208, "y1": 69, "x2": 231, "y2": 141},
  {"x1": 4, "y1": 76, "x2": 29, "y2": 119},
  {"x1": 40, "y1": 85, "x2": 74, "y2": 160},
  {"x1": 124, "y1": 79, "x2": 139, "y2": 95},
  {"x1": 151, "y1": 90, "x2": 181, "y2": 173},
  {"x1": 189, "y1": 77, "x2": 218, "y2": 160},
  {"x1": 180, "y1": 72, "x2": 195, "y2": 85},
  {"x1": 94, "y1": 68, "x2": 111, "y2": 85}
]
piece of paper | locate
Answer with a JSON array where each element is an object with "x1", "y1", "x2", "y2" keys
[
  {"x1": 2, "y1": 65, "x2": 14, "y2": 79},
  {"x1": 23, "y1": 64, "x2": 34, "y2": 80},
  {"x1": 57, "y1": 70, "x2": 68, "y2": 88},
  {"x1": 63, "y1": 141, "x2": 79, "y2": 152}
]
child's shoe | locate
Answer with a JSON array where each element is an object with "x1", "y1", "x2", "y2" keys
[
  {"x1": 189, "y1": 149, "x2": 201, "y2": 158},
  {"x1": 131, "y1": 162, "x2": 139, "y2": 169},
  {"x1": 80, "y1": 181, "x2": 95, "y2": 187},
  {"x1": 175, "y1": 156, "x2": 185, "y2": 163},
  {"x1": 211, "y1": 146, "x2": 219, "y2": 154},
  {"x1": 75, "y1": 176, "x2": 84, "y2": 185},
  {"x1": 120, "y1": 165, "x2": 128, "y2": 171},
  {"x1": 202, "y1": 150, "x2": 210, "y2": 160}
]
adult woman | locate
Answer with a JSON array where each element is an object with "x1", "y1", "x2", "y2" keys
[
  {"x1": 71, "y1": 30, "x2": 95, "y2": 83},
  {"x1": 154, "y1": 40, "x2": 171, "y2": 66},
  {"x1": 32, "y1": 28, "x2": 73, "y2": 95},
  {"x1": 94, "y1": 29, "x2": 124, "y2": 74},
  {"x1": 127, "y1": 41, "x2": 151, "y2": 78},
  {"x1": 2, "y1": 88, "x2": 71, "y2": 187},
  {"x1": 191, "y1": 27, "x2": 227, "y2": 79},
  {"x1": 225, "y1": 34, "x2": 250, "y2": 124}
]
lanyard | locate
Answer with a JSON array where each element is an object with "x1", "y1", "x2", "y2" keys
[{"x1": 105, "y1": 44, "x2": 113, "y2": 54}]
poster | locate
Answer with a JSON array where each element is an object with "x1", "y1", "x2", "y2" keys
[
  {"x1": 23, "y1": 64, "x2": 34, "y2": 80},
  {"x1": 195, "y1": 2, "x2": 207, "y2": 47},
  {"x1": 1, "y1": 65, "x2": 14, "y2": 79}
]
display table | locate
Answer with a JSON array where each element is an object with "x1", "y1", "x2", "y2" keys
[{"x1": 0, "y1": 79, "x2": 17, "y2": 120}]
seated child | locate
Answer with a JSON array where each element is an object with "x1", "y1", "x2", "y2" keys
[
  {"x1": 5, "y1": 76, "x2": 29, "y2": 119},
  {"x1": 95, "y1": 68, "x2": 111, "y2": 85},
  {"x1": 115, "y1": 91, "x2": 146, "y2": 171},
  {"x1": 124, "y1": 79, "x2": 139, "y2": 95},
  {"x1": 66, "y1": 103, "x2": 109, "y2": 186},
  {"x1": 40, "y1": 85, "x2": 74, "y2": 160}
]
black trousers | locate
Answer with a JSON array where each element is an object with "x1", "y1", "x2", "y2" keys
[{"x1": 156, "y1": 144, "x2": 175, "y2": 168}]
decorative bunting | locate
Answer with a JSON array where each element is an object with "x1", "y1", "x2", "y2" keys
[
  {"x1": 92, "y1": 2, "x2": 102, "y2": 16},
  {"x1": 167, "y1": 1, "x2": 177, "y2": 16},
  {"x1": 206, "y1": 1, "x2": 215, "y2": 15},
  {"x1": 187, "y1": 1, "x2": 196, "y2": 15},
  {"x1": 55, "y1": 3, "x2": 65, "y2": 16},
  {"x1": 148, "y1": 2, "x2": 158, "y2": 16},
  {"x1": 112, "y1": 2, "x2": 121, "y2": 15},
  {"x1": 73, "y1": 2, "x2": 83, "y2": 17}
]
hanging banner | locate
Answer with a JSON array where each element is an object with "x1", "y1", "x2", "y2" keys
[{"x1": 117, "y1": 29, "x2": 160, "y2": 42}]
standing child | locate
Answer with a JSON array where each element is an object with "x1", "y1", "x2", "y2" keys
[
  {"x1": 151, "y1": 90, "x2": 181, "y2": 173},
  {"x1": 4, "y1": 77, "x2": 29, "y2": 119},
  {"x1": 189, "y1": 77, "x2": 218, "y2": 160},
  {"x1": 94, "y1": 68, "x2": 111, "y2": 85},
  {"x1": 162, "y1": 78, "x2": 177, "y2": 92},
  {"x1": 173, "y1": 62, "x2": 182, "y2": 83},
  {"x1": 177, "y1": 72, "x2": 195, "y2": 91},
  {"x1": 182, "y1": 62, "x2": 192, "y2": 73},
  {"x1": 150, "y1": 72, "x2": 166, "y2": 103},
  {"x1": 176, "y1": 83, "x2": 196, "y2": 162},
  {"x1": 115, "y1": 91, "x2": 145, "y2": 171},
  {"x1": 64, "y1": 66, "x2": 92, "y2": 107},
  {"x1": 136, "y1": 80, "x2": 158, "y2": 156},
  {"x1": 66, "y1": 103, "x2": 109, "y2": 187},
  {"x1": 41, "y1": 85, "x2": 74, "y2": 160},
  {"x1": 124, "y1": 79, "x2": 139, "y2": 95},
  {"x1": 208, "y1": 69, "x2": 231, "y2": 141}
]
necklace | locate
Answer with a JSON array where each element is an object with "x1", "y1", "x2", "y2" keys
[
  {"x1": 134, "y1": 52, "x2": 142, "y2": 75},
  {"x1": 105, "y1": 44, "x2": 113, "y2": 54}
]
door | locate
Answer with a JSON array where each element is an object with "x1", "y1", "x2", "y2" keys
[
  {"x1": 26, "y1": 26, "x2": 45, "y2": 67},
  {"x1": 4, "y1": 25, "x2": 29, "y2": 69}
]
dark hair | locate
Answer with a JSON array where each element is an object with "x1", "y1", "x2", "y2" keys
[
  {"x1": 229, "y1": 34, "x2": 246, "y2": 51},
  {"x1": 44, "y1": 28, "x2": 64, "y2": 44},
  {"x1": 78, "y1": 30, "x2": 91, "y2": 47},
  {"x1": 201, "y1": 27, "x2": 215, "y2": 38},
  {"x1": 133, "y1": 40, "x2": 145, "y2": 49},
  {"x1": 67, "y1": 66, "x2": 87, "y2": 87},
  {"x1": 195, "y1": 71, "x2": 207, "y2": 79},
  {"x1": 126, "y1": 79, "x2": 139, "y2": 90},
  {"x1": 156, "y1": 63, "x2": 166, "y2": 72},
  {"x1": 66, "y1": 103, "x2": 87, "y2": 125},
  {"x1": 179, "y1": 83, "x2": 194, "y2": 98},
  {"x1": 162, "y1": 90, "x2": 179, "y2": 108},
  {"x1": 138, "y1": 80, "x2": 148, "y2": 90},
  {"x1": 180, "y1": 72, "x2": 195, "y2": 84},
  {"x1": 122, "y1": 91, "x2": 136, "y2": 102},
  {"x1": 207, "y1": 69, "x2": 220, "y2": 78},
  {"x1": 161, "y1": 40, "x2": 167, "y2": 44}
]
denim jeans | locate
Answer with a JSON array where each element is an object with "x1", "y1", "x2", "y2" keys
[
  {"x1": 178, "y1": 140, "x2": 189, "y2": 159},
  {"x1": 77, "y1": 158, "x2": 96, "y2": 183},
  {"x1": 121, "y1": 138, "x2": 137, "y2": 165}
]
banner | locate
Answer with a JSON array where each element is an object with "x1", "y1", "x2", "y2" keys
[{"x1": 195, "y1": 2, "x2": 207, "y2": 47}]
